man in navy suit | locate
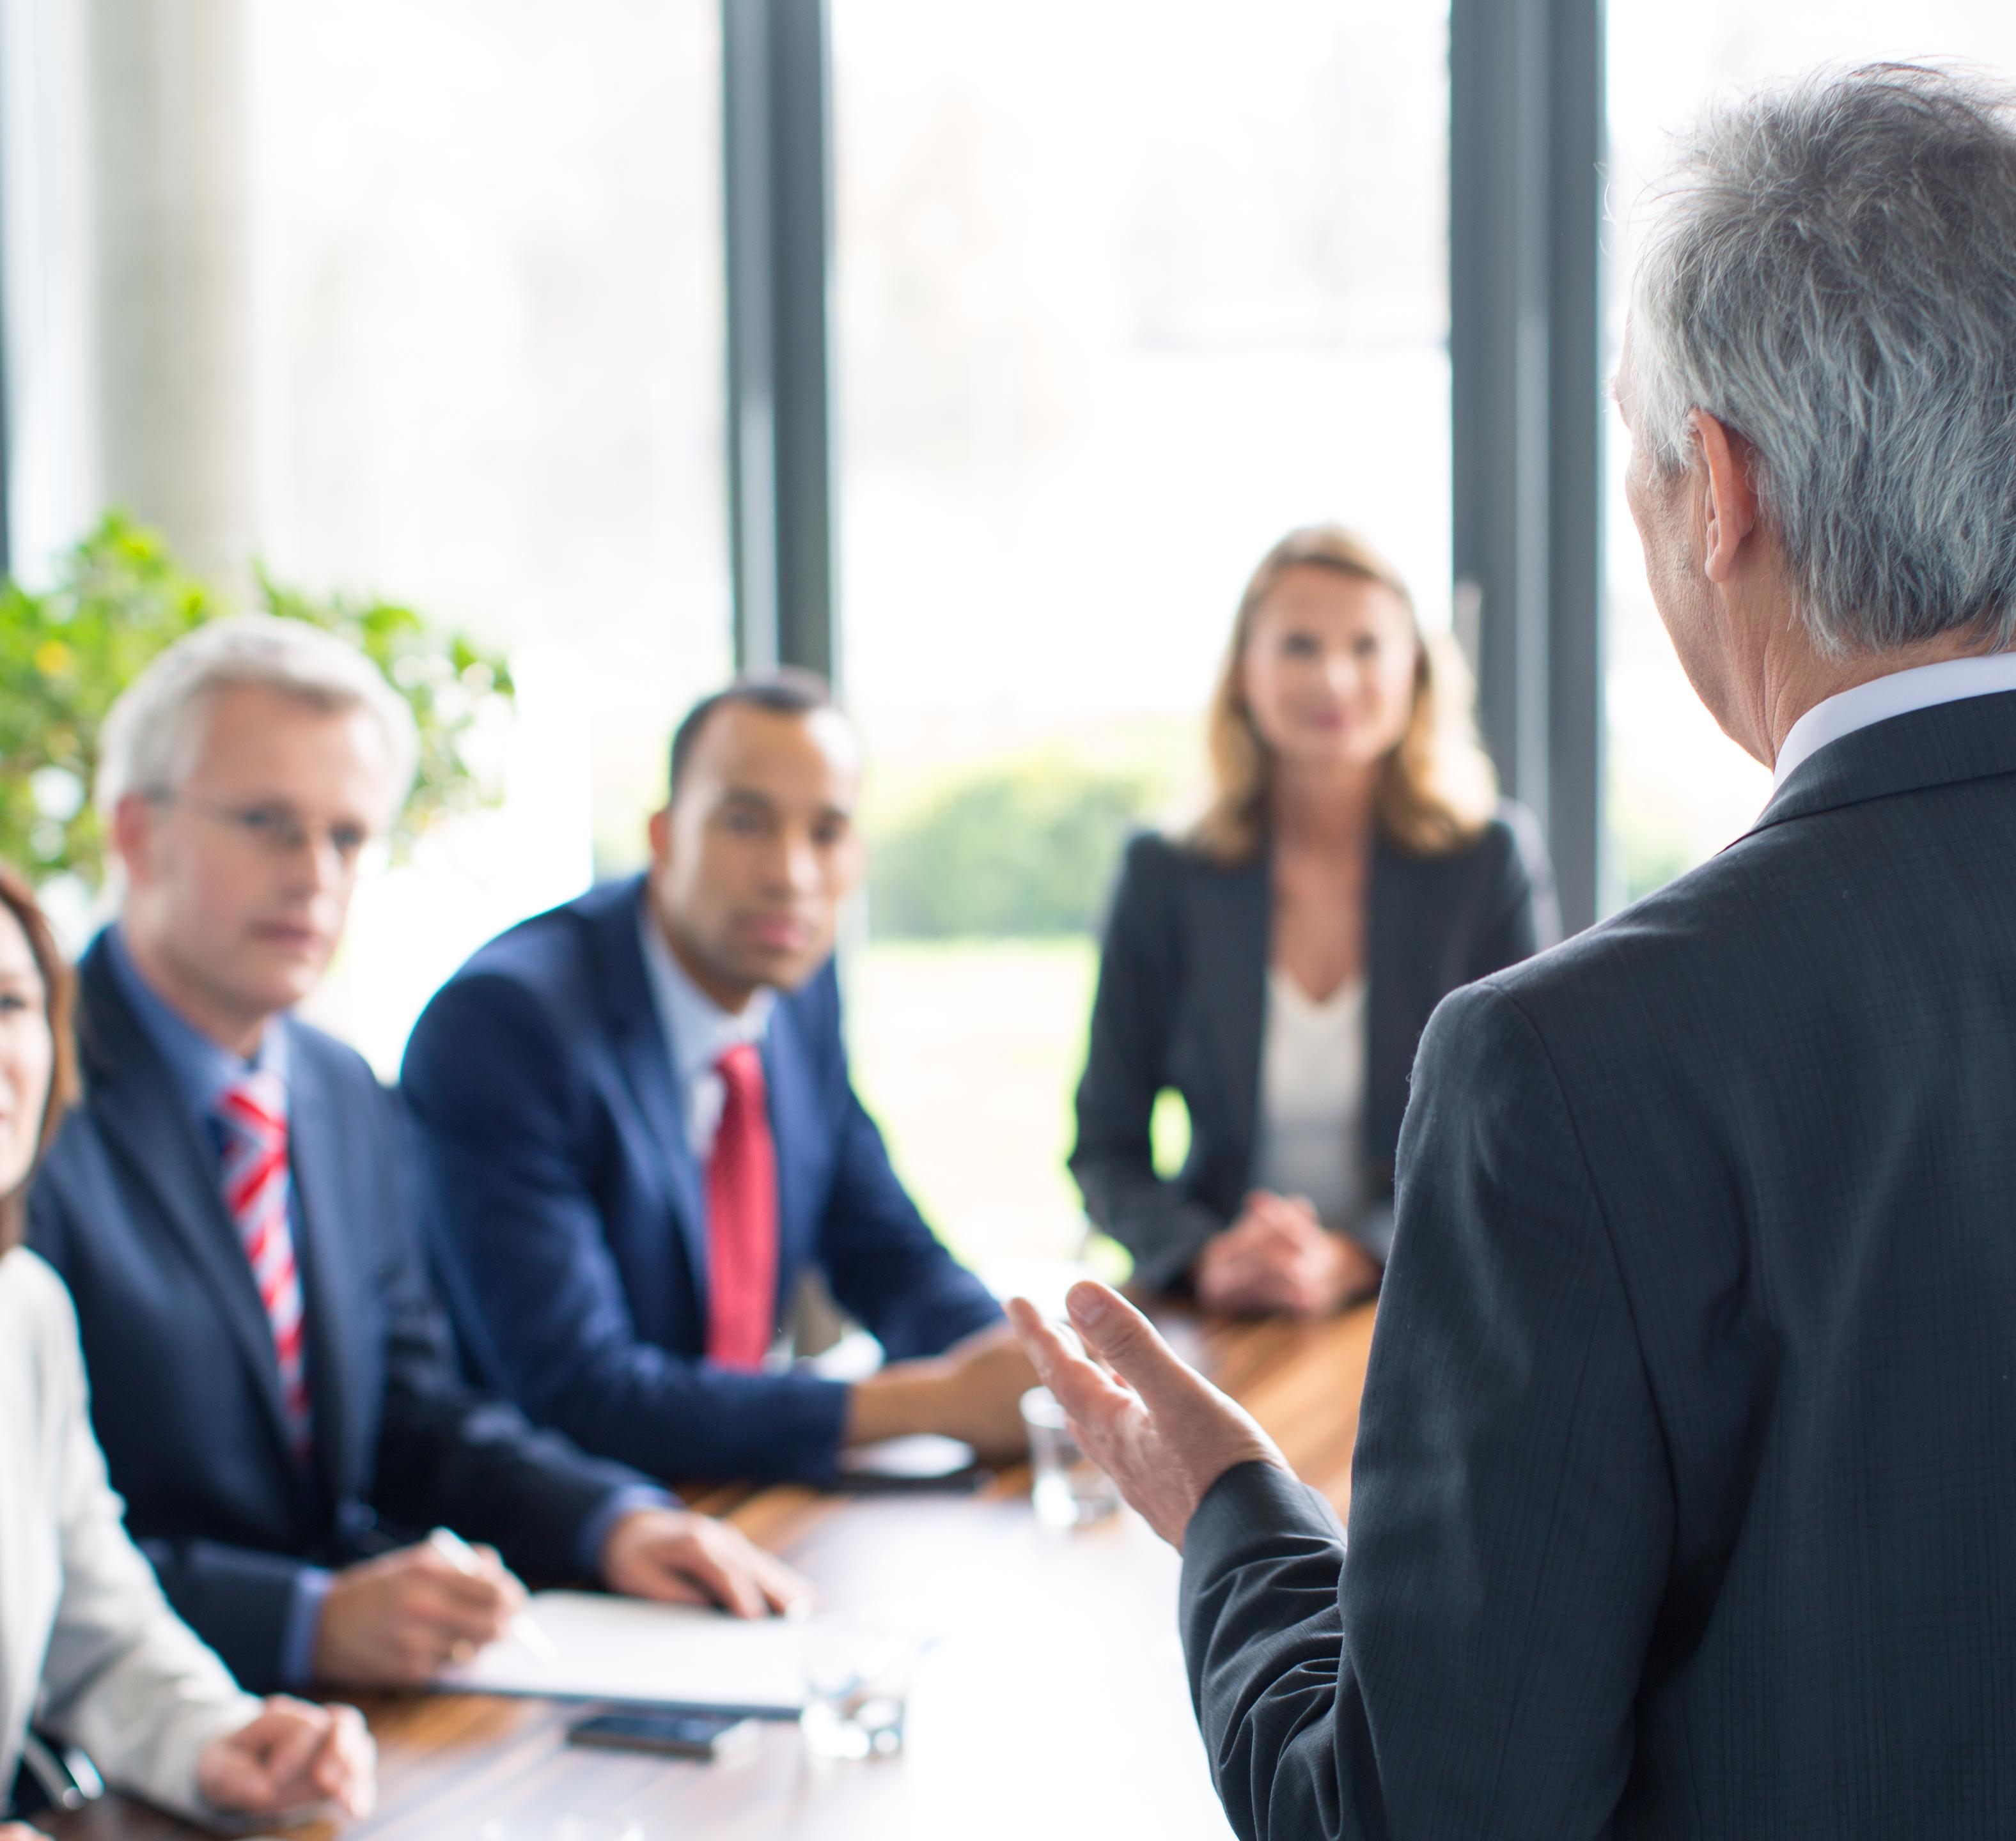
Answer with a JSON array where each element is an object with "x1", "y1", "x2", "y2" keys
[
  {"x1": 31, "y1": 618, "x2": 804, "y2": 1696},
  {"x1": 400, "y1": 674, "x2": 1035, "y2": 1484}
]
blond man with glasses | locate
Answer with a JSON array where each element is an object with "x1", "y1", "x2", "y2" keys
[{"x1": 30, "y1": 617, "x2": 804, "y2": 1700}]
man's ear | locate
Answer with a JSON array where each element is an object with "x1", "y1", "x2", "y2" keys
[
  {"x1": 109, "y1": 792, "x2": 157, "y2": 888},
  {"x1": 1691, "y1": 409, "x2": 1760, "y2": 585},
  {"x1": 646, "y1": 804, "x2": 672, "y2": 867}
]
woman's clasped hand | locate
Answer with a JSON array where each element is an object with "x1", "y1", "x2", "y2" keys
[{"x1": 1194, "y1": 1191, "x2": 1382, "y2": 1317}]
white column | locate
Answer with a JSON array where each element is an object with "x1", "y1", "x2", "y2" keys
[
  {"x1": 79, "y1": 0, "x2": 260, "y2": 573},
  {"x1": 1, "y1": 0, "x2": 91, "y2": 579}
]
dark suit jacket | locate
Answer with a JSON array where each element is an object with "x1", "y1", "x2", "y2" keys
[
  {"x1": 398, "y1": 876, "x2": 1004, "y2": 1486},
  {"x1": 27, "y1": 936, "x2": 648, "y2": 1693},
  {"x1": 1073, "y1": 812, "x2": 1556, "y2": 1291},
  {"x1": 1177, "y1": 692, "x2": 2016, "y2": 1838}
]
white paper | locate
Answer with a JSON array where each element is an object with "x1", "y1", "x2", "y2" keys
[{"x1": 433, "y1": 1590, "x2": 807, "y2": 1717}]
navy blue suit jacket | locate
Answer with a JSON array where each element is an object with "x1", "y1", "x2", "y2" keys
[
  {"x1": 399, "y1": 876, "x2": 1003, "y2": 1484},
  {"x1": 27, "y1": 935, "x2": 648, "y2": 1693}
]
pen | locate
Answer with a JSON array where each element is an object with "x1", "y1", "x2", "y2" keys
[{"x1": 426, "y1": 1525, "x2": 556, "y2": 1660}]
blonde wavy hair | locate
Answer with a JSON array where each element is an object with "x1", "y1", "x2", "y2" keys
[{"x1": 1190, "y1": 525, "x2": 1499, "y2": 865}]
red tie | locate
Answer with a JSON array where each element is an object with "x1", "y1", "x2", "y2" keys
[
  {"x1": 705, "y1": 1043, "x2": 779, "y2": 1370},
  {"x1": 215, "y1": 1069, "x2": 313, "y2": 1459}
]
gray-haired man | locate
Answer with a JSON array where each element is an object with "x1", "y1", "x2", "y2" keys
[
  {"x1": 31, "y1": 615, "x2": 805, "y2": 1696},
  {"x1": 1010, "y1": 64, "x2": 2016, "y2": 1838}
]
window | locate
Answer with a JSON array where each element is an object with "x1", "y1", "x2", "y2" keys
[
  {"x1": 832, "y1": 0, "x2": 1453, "y2": 1264},
  {"x1": 254, "y1": 1, "x2": 731, "y2": 1068}
]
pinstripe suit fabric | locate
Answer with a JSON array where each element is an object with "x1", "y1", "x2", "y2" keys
[{"x1": 1179, "y1": 691, "x2": 2016, "y2": 1839}]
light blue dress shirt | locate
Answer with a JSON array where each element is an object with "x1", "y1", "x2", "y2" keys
[
  {"x1": 104, "y1": 925, "x2": 289, "y2": 1142},
  {"x1": 102, "y1": 927, "x2": 331, "y2": 1688},
  {"x1": 104, "y1": 928, "x2": 667, "y2": 1684},
  {"x1": 635, "y1": 894, "x2": 776, "y2": 1161}
]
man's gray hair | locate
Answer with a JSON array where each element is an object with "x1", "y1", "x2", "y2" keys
[
  {"x1": 97, "y1": 613, "x2": 420, "y2": 823},
  {"x1": 1629, "y1": 63, "x2": 2016, "y2": 655}
]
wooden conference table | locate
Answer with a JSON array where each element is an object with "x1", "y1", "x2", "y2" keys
[{"x1": 48, "y1": 1300, "x2": 1377, "y2": 1841}]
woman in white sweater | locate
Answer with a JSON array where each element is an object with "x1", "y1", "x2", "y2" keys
[{"x1": 0, "y1": 864, "x2": 374, "y2": 1833}]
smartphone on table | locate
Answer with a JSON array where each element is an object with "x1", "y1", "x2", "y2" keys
[{"x1": 567, "y1": 1709, "x2": 757, "y2": 1761}]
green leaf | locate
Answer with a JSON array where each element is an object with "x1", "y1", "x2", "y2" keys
[{"x1": 2, "y1": 511, "x2": 517, "y2": 889}]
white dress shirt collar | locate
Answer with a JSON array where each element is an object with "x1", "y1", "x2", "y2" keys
[
  {"x1": 1773, "y1": 651, "x2": 2016, "y2": 790},
  {"x1": 636, "y1": 893, "x2": 774, "y2": 1157}
]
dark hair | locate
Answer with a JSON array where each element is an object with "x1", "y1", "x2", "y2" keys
[
  {"x1": 0, "y1": 864, "x2": 76, "y2": 1254},
  {"x1": 667, "y1": 669, "x2": 837, "y2": 798}
]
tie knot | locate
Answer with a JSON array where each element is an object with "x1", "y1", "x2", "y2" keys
[
  {"x1": 217, "y1": 1069, "x2": 288, "y2": 1147},
  {"x1": 715, "y1": 1041, "x2": 765, "y2": 1103}
]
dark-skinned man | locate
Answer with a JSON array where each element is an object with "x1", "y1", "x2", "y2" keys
[{"x1": 402, "y1": 673, "x2": 1035, "y2": 1486}]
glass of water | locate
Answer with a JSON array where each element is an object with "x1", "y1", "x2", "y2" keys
[
  {"x1": 1020, "y1": 1386, "x2": 1121, "y2": 1530},
  {"x1": 799, "y1": 1619, "x2": 918, "y2": 1760}
]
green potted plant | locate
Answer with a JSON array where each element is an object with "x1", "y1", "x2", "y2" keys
[{"x1": 0, "y1": 511, "x2": 514, "y2": 898}]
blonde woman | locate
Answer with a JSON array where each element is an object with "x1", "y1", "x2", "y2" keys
[
  {"x1": 1072, "y1": 526, "x2": 1558, "y2": 1313},
  {"x1": 0, "y1": 864, "x2": 373, "y2": 1831}
]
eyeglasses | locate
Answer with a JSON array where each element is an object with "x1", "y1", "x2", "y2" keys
[{"x1": 148, "y1": 793, "x2": 377, "y2": 869}]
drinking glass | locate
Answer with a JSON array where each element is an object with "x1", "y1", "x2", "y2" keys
[
  {"x1": 1020, "y1": 1386, "x2": 1120, "y2": 1530},
  {"x1": 799, "y1": 1619, "x2": 918, "y2": 1760}
]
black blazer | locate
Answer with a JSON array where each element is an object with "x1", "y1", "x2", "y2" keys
[
  {"x1": 1072, "y1": 812, "x2": 1556, "y2": 1290},
  {"x1": 27, "y1": 936, "x2": 649, "y2": 1692},
  {"x1": 1178, "y1": 691, "x2": 2016, "y2": 1838}
]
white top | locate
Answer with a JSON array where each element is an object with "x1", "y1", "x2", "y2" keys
[
  {"x1": 0, "y1": 1248, "x2": 259, "y2": 1819},
  {"x1": 1773, "y1": 652, "x2": 2016, "y2": 789},
  {"x1": 1251, "y1": 970, "x2": 1366, "y2": 1231},
  {"x1": 636, "y1": 895, "x2": 776, "y2": 1160}
]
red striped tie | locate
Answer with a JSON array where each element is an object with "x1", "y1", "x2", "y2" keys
[
  {"x1": 215, "y1": 1069, "x2": 313, "y2": 1460},
  {"x1": 705, "y1": 1044, "x2": 779, "y2": 1371}
]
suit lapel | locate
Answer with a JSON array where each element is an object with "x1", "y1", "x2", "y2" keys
[
  {"x1": 282, "y1": 1029, "x2": 362, "y2": 1503},
  {"x1": 1749, "y1": 688, "x2": 2016, "y2": 837},
  {"x1": 75, "y1": 944, "x2": 299, "y2": 1471},
  {"x1": 1361, "y1": 839, "x2": 1409, "y2": 1174},
  {"x1": 593, "y1": 883, "x2": 711, "y2": 1298},
  {"x1": 760, "y1": 1002, "x2": 816, "y2": 1324},
  {"x1": 1201, "y1": 855, "x2": 1270, "y2": 1177}
]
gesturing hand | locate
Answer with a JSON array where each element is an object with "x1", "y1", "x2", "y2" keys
[
  {"x1": 601, "y1": 1507, "x2": 812, "y2": 1619},
  {"x1": 1005, "y1": 1282, "x2": 1287, "y2": 1550},
  {"x1": 196, "y1": 1697, "x2": 375, "y2": 1819}
]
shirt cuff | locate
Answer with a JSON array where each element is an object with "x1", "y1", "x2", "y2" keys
[
  {"x1": 576, "y1": 1485, "x2": 680, "y2": 1580},
  {"x1": 278, "y1": 1567, "x2": 336, "y2": 1689}
]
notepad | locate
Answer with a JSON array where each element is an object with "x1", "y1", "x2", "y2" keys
[
  {"x1": 432, "y1": 1590, "x2": 807, "y2": 1719},
  {"x1": 833, "y1": 1433, "x2": 984, "y2": 1492}
]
